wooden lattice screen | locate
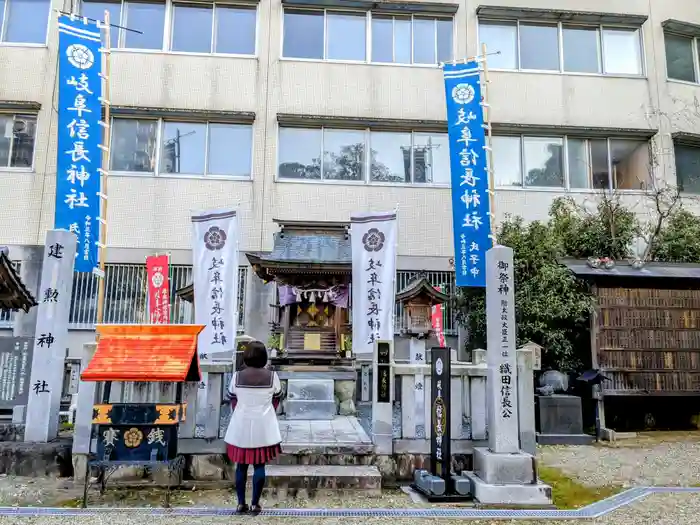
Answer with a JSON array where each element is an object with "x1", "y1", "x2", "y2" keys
[{"x1": 596, "y1": 287, "x2": 700, "y2": 395}]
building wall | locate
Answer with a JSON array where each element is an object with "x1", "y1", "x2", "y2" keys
[{"x1": 1, "y1": 0, "x2": 699, "y2": 262}]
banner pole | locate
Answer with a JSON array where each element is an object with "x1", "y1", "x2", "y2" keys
[
  {"x1": 480, "y1": 43, "x2": 497, "y2": 247},
  {"x1": 95, "y1": 10, "x2": 111, "y2": 327}
]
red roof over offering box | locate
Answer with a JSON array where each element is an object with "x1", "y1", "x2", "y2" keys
[{"x1": 80, "y1": 324, "x2": 204, "y2": 383}]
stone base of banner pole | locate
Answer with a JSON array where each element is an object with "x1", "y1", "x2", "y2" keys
[{"x1": 462, "y1": 246, "x2": 552, "y2": 506}]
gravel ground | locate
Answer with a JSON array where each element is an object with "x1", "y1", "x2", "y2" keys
[
  {"x1": 0, "y1": 433, "x2": 698, "y2": 522},
  {"x1": 538, "y1": 435, "x2": 700, "y2": 487},
  {"x1": 0, "y1": 494, "x2": 698, "y2": 525}
]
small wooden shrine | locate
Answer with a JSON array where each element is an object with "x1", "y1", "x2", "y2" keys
[
  {"x1": 0, "y1": 246, "x2": 37, "y2": 311},
  {"x1": 395, "y1": 275, "x2": 450, "y2": 337},
  {"x1": 79, "y1": 324, "x2": 203, "y2": 507},
  {"x1": 246, "y1": 220, "x2": 353, "y2": 365}
]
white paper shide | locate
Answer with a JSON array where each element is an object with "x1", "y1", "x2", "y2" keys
[{"x1": 351, "y1": 211, "x2": 398, "y2": 355}]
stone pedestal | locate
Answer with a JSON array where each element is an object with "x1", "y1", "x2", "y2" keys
[{"x1": 535, "y1": 394, "x2": 594, "y2": 445}]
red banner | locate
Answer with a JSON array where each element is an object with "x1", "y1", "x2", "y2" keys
[
  {"x1": 432, "y1": 286, "x2": 446, "y2": 347},
  {"x1": 146, "y1": 255, "x2": 170, "y2": 324}
]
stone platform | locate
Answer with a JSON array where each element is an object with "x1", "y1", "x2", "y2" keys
[
  {"x1": 0, "y1": 438, "x2": 72, "y2": 476},
  {"x1": 251, "y1": 465, "x2": 381, "y2": 496},
  {"x1": 279, "y1": 416, "x2": 374, "y2": 454}
]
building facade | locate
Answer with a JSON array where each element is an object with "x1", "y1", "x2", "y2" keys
[{"x1": 0, "y1": 0, "x2": 699, "y2": 355}]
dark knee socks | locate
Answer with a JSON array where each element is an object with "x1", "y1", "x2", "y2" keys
[
  {"x1": 252, "y1": 464, "x2": 266, "y2": 506},
  {"x1": 236, "y1": 463, "x2": 266, "y2": 506}
]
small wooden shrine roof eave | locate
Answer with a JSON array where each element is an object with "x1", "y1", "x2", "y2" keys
[
  {"x1": 176, "y1": 283, "x2": 194, "y2": 303},
  {"x1": 246, "y1": 219, "x2": 352, "y2": 282},
  {"x1": 560, "y1": 258, "x2": 700, "y2": 286},
  {"x1": 395, "y1": 276, "x2": 450, "y2": 305},
  {"x1": 80, "y1": 324, "x2": 205, "y2": 382},
  {"x1": 0, "y1": 247, "x2": 37, "y2": 312}
]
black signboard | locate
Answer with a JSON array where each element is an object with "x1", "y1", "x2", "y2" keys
[
  {"x1": 0, "y1": 337, "x2": 33, "y2": 408},
  {"x1": 96, "y1": 424, "x2": 178, "y2": 462},
  {"x1": 376, "y1": 341, "x2": 391, "y2": 403},
  {"x1": 430, "y1": 347, "x2": 452, "y2": 486}
]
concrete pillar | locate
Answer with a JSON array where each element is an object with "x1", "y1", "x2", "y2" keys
[{"x1": 516, "y1": 347, "x2": 536, "y2": 456}]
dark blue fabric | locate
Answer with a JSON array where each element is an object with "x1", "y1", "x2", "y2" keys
[{"x1": 235, "y1": 463, "x2": 266, "y2": 505}]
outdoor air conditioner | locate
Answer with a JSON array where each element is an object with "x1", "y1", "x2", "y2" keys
[{"x1": 12, "y1": 119, "x2": 28, "y2": 135}]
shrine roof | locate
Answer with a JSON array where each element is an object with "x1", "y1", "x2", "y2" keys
[
  {"x1": 395, "y1": 276, "x2": 450, "y2": 305},
  {"x1": 561, "y1": 259, "x2": 700, "y2": 281},
  {"x1": 0, "y1": 247, "x2": 37, "y2": 312},
  {"x1": 246, "y1": 220, "x2": 352, "y2": 280},
  {"x1": 81, "y1": 324, "x2": 204, "y2": 382}
]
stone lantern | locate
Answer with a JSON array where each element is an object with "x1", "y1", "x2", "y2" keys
[{"x1": 396, "y1": 276, "x2": 450, "y2": 362}]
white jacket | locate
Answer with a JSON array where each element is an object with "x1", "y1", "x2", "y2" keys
[{"x1": 224, "y1": 370, "x2": 282, "y2": 448}]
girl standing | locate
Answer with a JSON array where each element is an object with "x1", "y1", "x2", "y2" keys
[{"x1": 224, "y1": 341, "x2": 283, "y2": 514}]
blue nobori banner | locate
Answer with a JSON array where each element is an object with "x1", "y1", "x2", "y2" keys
[
  {"x1": 443, "y1": 63, "x2": 491, "y2": 288},
  {"x1": 55, "y1": 15, "x2": 103, "y2": 273}
]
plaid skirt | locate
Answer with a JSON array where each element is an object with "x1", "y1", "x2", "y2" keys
[{"x1": 227, "y1": 443, "x2": 282, "y2": 465}]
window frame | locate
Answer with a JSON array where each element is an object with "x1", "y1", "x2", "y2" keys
[
  {"x1": 477, "y1": 18, "x2": 646, "y2": 77},
  {"x1": 280, "y1": 6, "x2": 455, "y2": 67},
  {"x1": 493, "y1": 133, "x2": 652, "y2": 192},
  {"x1": 79, "y1": 0, "x2": 258, "y2": 56},
  {"x1": 109, "y1": 116, "x2": 254, "y2": 180},
  {"x1": 276, "y1": 125, "x2": 451, "y2": 187},
  {"x1": 0, "y1": 112, "x2": 38, "y2": 171},
  {"x1": 674, "y1": 142, "x2": 700, "y2": 194},
  {"x1": 0, "y1": 0, "x2": 52, "y2": 46},
  {"x1": 664, "y1": 31, "x2": 700, "y2": 85}
]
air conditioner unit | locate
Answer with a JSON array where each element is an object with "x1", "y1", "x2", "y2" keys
[{"x1": 12, "y1": 119, "x2": 28, "y2": 135}]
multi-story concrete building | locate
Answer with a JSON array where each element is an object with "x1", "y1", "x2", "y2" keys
[{"x1": 0, "y1": 0, "x2": 699, "y2": 356}]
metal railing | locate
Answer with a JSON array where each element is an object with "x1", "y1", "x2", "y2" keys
[
  {"x1": 394, "y1": 270, "x2": 457, "y2": 335},
  {"x1": 69, "y1": 264, "x2": 248, "y2": 329}
]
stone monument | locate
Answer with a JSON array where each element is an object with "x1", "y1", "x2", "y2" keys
[
  {"x1": 24, "y1": 230, "x2": 77, "y2": 442},
  {"x1": 463, "y1": 245, "x2": 552, "y2": 505}
]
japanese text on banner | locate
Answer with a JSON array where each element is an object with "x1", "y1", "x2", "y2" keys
[
  {"x1": 54, "y1": 16, "x2": 103, "y2": 273},
  {"x1": 443, "y1": 63, "x2": 491, "y2": 287}
]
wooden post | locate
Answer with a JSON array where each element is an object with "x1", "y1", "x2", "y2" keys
[
  {"x1": 95, "y1": 10, "x2": 111, "y2": 327},
  {"x1": 480, "y1": 43, "x2": 496, "y2": 247}
]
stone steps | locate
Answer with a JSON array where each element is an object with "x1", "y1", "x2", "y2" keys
[{"x1": 251, "y1": 464, "x2": 382, "y2": 497}]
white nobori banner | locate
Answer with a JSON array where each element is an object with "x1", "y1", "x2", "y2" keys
[
  {"x1": 350, "y1": 211, "x2": 398, "y2": 355},
  {"x1": 192, "y1": 208, "x2": 240, "y2": 362},
  {"x1": 192, "y1": 208, "x2": 240, "y2": 437}
]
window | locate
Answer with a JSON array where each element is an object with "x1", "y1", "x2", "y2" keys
[
  {"x1": 171, "y1": 4, "x2": 256, "y2": 54},
  {"x1": 665, "y1": 33, "x2": 700, "y2": 83},
  {"x1": 282, "y1": 9, "x2": 453, "y2": 64},
  {"x1": 0, "y1": 0, "x2": 51, "y2": 44},
  {"x1": 278, "y1": 127, "x2": 449, "y2": 185},
  {"x1": 110, "y1": 117, "x2": 252, "y2": 178},
  {"x1": 81, "y1": 0, "x2": 165, "y2": 49},
  {"x1": 492, "y1": 134, "x2": 651, "y2": 190},
  {"x1": 0, "y1": 114, "x2": 37, "y2": 169},
  {"x1": 81, "y1": 0, "x2": 256, "y2": 54},
  {"x1": 675, "y1": 143, "x2": 700, "y2": 194},
  {"x1": 479, "y1": 20, "x2": 643, "y2": 75}
]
